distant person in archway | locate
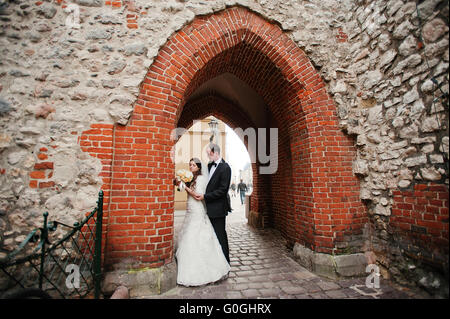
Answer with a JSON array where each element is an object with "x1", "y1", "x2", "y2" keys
[
  {"x1": 230, "y1": 182, "x2": 236, "y2": 197},
  {"x1": 237, "y1": 179, "x2": 248, "y2": 205}
]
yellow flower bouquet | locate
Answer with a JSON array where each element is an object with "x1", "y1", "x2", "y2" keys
[{"x1": 175, "y1": 169, "x2": 193, "y2": 191}]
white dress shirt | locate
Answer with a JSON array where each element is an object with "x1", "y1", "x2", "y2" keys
[{"x1": 208, "y1": 157, "x2": 222, "y2": 182}]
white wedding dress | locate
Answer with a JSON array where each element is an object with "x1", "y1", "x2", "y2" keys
[{"x1": 176, "y1": 169, "x2": 230, "y2": 286}]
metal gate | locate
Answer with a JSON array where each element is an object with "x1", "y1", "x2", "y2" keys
[{"x1": 0, "y1": 191, "x2": 104, "y2": 299}]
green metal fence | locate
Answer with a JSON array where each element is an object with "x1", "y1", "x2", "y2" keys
[{"x1": 0, "y1": 191, "x2": 104, "y2": 299}]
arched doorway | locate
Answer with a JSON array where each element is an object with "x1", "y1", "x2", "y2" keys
[{"x1": 82, "y1": 6, "x2": 367, "y2": 270}]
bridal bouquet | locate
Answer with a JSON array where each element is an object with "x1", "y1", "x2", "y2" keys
[{"x1": 175, "y1": 169, "x2": 193, "y2": 191}]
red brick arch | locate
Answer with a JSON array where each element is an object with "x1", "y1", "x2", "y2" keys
[{"x1": 81, "y1": 6, "x2": 367, "y2": 269}]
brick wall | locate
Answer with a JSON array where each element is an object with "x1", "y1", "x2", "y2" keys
[
  {"x1": 391, "y1": 183, "x2": 449, "y2": 267},
  {"x1": 79, "y1": 6, "x2": 367, "y2": 268},
  {"x1": 80, "y1": 122, "x2": 174, "y2": 268}
]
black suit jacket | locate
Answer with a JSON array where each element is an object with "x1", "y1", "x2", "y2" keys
[{"x1": 204, "y1": 159, "x2": 232, "y2": 219}]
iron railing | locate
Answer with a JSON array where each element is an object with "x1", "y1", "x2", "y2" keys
[{"x1": 0, "y1": 191, "x2": 104, "y2": 299}]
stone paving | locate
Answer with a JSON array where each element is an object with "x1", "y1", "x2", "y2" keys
[{"x1": 136, "y1": 195, "x2": 430, "y2": 299}]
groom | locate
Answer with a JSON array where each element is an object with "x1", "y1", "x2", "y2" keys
[{"x1": 194, "y1": 143, "x2": 231, "y2": 263}]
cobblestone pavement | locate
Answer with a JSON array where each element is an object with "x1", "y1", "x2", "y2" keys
[{"x1": 137, "y1": 196, "x2": 430, "y2": 299}]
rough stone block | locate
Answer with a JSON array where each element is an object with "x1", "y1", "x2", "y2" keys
[
  {"x1": 160, "y1": 262, "x2": 178, "y2": 294},
  {"x1": 334, "y1": 253, "x2": 367, "y2": 277},
  {"x1": 102, "y1": 264, "x2": 177, "y2": 298},
  {"x1": 110, "y1": 286, "x2": 129, "y2": 299},
  {"x1": 75, "y1": 0, "x2": 103, "y2": 7},
  {"x1": 293, "y1": 242, "x2": 314, "y2": 271},
  {"x1": 128, "y1": 268, "x2": 160, "y2": 298},
  {"x1": 293, "y1": 243, "x2": 369, "y2": 279},
  {"x1": 248, "y1": 210, "x2": 264, "y2": 229},
  {"x1": 313, "y1": 253, "x2": 337, "y2": 279},
  {"x1": 101, "y1": 271, "x2": 130, "y2": 296}
]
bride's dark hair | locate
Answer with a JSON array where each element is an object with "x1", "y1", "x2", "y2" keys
[{"x1": 188, "y1": 157, "x2": 202, "y2": 189}]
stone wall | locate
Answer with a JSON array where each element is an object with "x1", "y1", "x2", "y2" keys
[
  {"x1": 0, "y1": 0, "x2": 448, "y2": 294},
  {"x1": 336, "y1": 0, "x2": 449, "y2": 296}
]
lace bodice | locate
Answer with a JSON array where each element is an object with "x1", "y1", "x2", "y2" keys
[{"x1": 186, "y1": 175, "x2": 207, "y2": 214}]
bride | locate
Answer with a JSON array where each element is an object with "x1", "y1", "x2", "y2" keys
[{"x1": 174, "y1": 157, "x2": 231, "y2": 286}]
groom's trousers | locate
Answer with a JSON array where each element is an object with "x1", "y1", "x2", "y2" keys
[{"x1": 209, "y1": 217, "x2": 230, "y2": 263}]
